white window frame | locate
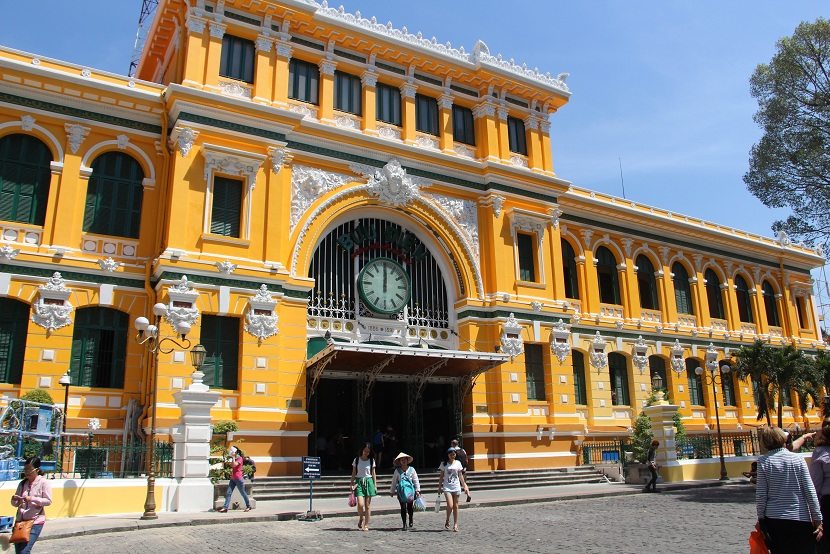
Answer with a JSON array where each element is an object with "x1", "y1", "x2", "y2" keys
[{"x1": 508, "y1": 207, "x2": 548, "y2": 287}]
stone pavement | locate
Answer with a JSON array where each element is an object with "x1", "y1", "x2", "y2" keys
[{"x1": 30, "y1": 482, "x2": 756, "y2": 553}]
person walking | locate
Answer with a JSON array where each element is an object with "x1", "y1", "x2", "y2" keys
[
  {"x1": 372, "y1": 428, "x2": 385, "y2": 469},
  {"x1": 218, "y1": 446, "x2": 252, "y2": 513},
  {"x1": 439, "y1": 448, "x2": 469, "y2": 532},
  {"x1": 350, "y1": 442, "x2": 377, "y2": 531},
  {"x1": 389, "y1": 452, "x2": 421, "y2": 530},
  {"x1": 10, "y1": 457, "x2": 52, "y2": 554},
  {"x1": 643, "y1": 440, "x2": 660, "y2": 493},
  {"x1": 810, "y1": 425, "x2": 830, "y2": 553},
  {"x1": 757, "y1": 426, "x2": 822, "y2": 553}
]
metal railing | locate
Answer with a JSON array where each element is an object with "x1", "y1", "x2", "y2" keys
[
  {"x1": 55, "y1": 434, "x2": 173, "y2": 479},
  {"x1": 582, "y1": 439, "x2": 632, "y2": 465}
]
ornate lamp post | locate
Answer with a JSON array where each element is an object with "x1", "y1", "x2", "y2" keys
[
  {"x1": 695, "y1": 344, "x2": 730, "y2": 481},
  {"x1": 651, "y1": 372, "x2": 665, "y2": 404},
  {"x1": 134, "y1": 303, "x2": 193, "y2": 520},
  {"x1": 58, "y1": 371, "x2": 71, "y2": 475}
]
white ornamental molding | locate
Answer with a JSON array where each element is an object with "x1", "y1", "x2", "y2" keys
[
  {"x1": 352, "y1": 159, "x2": 426, "y2": 208},
  {"x1": 0, "y1": 245, "x2": 20, "y2": 262},
  {"x1": 209, "y1": 22, "x2": 226, "y2": 39},
  {"x1": 549, "y1": 319, "x2": 571, "y2": 364},
  {"x1": 479, "y1": 194, "x2": 504, "y2": 217},
  {"x1": 377, "y1": 125, "x2": 402, "y2": 141},
  {"x1": 509, "y1": 209, "x2": 548, "y2": 248},
  {"x1": 289, "y1": 103, "x2": 316, "y2": 119},
  {"x1": 361, "y1": 70, "x2": 378, "y2": 88},
  {"x1": 268, "y1": 146, "x2": 291, "y2": 174},
  {"x1": 670, "y1": 339, "x2": 686, "y2": 376},
  {"x1": 549, "y1": 207, "x2": 563, "y2": 229},
  {"x1": 97, "y1": 257, "x2": 119, "y2": 272},
  {"x1": 163, "y1": 276, "x2": 200, "y2": 331},
  {"x1": 500, "y1": 313, "x2": 524, "y2": 358},
  {"x1": 453, "y1": 144, "x2": 475, "y2": 159},
  {"x1": 631, "y1": 336, "x2": 649, "y2": 374},
  {"x1": 471, "y1": 102, "x2": 496, "y2": 120},
  {"x1": 216, "y1": 261, "x2": 237, "y2": 274},
  {"x1": 31, "y1": 272, "x2": 73, "y2": 332},
  {"x1": 256, "y1": 35, "x2": 273, "y2": 52},
  {"x1": 20, "y1": 115, "x2": 35, "y2": 131},
  {"x1": 116, "y1": 134, "x2": 130, "y2": 150},
  {"x1": 427, "y1": 192, "x2": 479, "y2": 265},
  {"x1": 334, "y1": 115, "x2": 360, "y2": 130},
  {"x1": 509, "y1": 155, "x2": 529, "y2": 168},
  {"x1": 589, "y1": 331, "x2": 608, "y2": 372},
  {"x1": 219, "y1": 81, "x2": 252, "y2": 99},
  {"x1": 414, "y1": 135, "x2": 439, "y2": 150},
  {"x1": 290, "y1": 164, "x2": 354, "y2": 232},
  {"x1": 170, "y1": 127, "x2": 198, "y2": 158},
  {"x1": 186, "y1": 15, "x2": 207, "y2": 34},
  {"x1": 64, "y1": 124, "x2": 90, "y2": 155},
  {"x1": 202, "y1": 147, "x2": 263, "y2": 186},
  {"x1": 245, "y1": 285, "x2": 279, "y2": 341}
]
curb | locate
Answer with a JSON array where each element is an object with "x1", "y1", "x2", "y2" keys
[{"x1": 38, "y1": 480, "x2": 734, "y2": 542}]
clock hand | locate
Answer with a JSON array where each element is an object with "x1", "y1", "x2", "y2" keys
[{"x1": 383, "y1": 265, "x2": 387, "y2": 293}]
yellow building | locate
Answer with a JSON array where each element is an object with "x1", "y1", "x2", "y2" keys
[{"x1": 0, "y1": 0, "x2": 825, "y2": 478}]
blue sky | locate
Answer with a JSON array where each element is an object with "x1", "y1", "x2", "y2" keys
[{"x1": 0, "y1": 1, "x2": 827, "y2": 241}]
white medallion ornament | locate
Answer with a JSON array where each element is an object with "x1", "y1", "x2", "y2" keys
[
  {"x1": 670, "y1": 339, "x2": 686, "y2": 376},
  {"x1": 64, "y1": 124, "x2": 90, "y2": 155},
  {"x1": 216, "y1": 261, "x2": 237, "y2": 274},
  {"x1": 245, "y1": 284, "x2": 279, "y2": 342},
  {"x1": 163, "y1": 276, "x2": 200, "y2": 331},
  {"x1": 268, "y1": 146, "x2": 290, "y2": 174},
  {"x1": 631, "y1": 336, "x2": 649, "y2": 373},
  {"x1": 31, "y1": 272, "x2": 73, "y2": 332},
  {"x1": 355, "y1": 159, "x2": 423, "y2": 208},
  {"x1": 500, "y1": 313, "x2": 524, "y2": 358},
  {"x1": 549, "y1": 319, "x2": 571, "y2": 364},
  {"x1": 589, "y1": 331, "x2": 608, "y2": 371},
  {"x1": 97, "y1": 257, "x2": 119, "y2": 272},
  {"x1": 20, "y1": 116, "x2": 35, "y2": 131},
  {"x1": 0, "y1": 245, "x2": 20, "y2": 262},
  {"x1": 172, "y1": 127, "x2": 198, "y2": 158},
  {"x1": 290, "y1": 165, "x2": 353, "y2": 232}
]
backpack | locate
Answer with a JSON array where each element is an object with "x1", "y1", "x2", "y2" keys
[
  {"x1": 243, "y1": 457, "x2": 256, "y2": 473},
  {"x1": 396, "y1": 467, "x2": 416, "y2": 503},
  {"x1": 456, "y1": 448, "x2": 468, "y2": 468}
]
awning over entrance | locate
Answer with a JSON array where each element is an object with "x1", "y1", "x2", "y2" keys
[{"x1": 306, "y1": 342, "x2": 511, "y2": 402}]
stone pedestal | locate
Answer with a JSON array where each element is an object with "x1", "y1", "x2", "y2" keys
[
  {"x1": 169, "y1": 377, "x2": 220, "y2": 512},
  {"x1": 643, "y1": 401, "x2": 680, "y2": 482}
]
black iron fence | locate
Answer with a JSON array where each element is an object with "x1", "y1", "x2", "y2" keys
[
  {"x1": 54, "y1": 434, "x2": 173, "y2": 479},
  {"x1": 582, "y1": 438, "x2": 633, "y2": 465},
  {"x1": 675, "y1": 429, "x2": 814, "y2": 460}
]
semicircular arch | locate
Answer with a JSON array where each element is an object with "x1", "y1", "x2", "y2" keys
[
  {"x1": 0, "y1": 123, "x2": 63, "y2": 162},
  {"x1": 81, "y1": 140, "x2": 155, "y2": 184}
]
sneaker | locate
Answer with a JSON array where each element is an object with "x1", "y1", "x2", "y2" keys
[
  {"x1": 409, "y1": 521, "x2": 413, "y2": 528},
  {"x1": 217, "y1": 507, "x2": 228, "y2": 513},
  {"x1": 402, "y1": 524, "x2": 407, "y2": 531}
]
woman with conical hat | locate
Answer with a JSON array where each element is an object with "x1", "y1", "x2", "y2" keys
[{"x1": 389, "y1": 452, "x2": 421, "y2": 531}]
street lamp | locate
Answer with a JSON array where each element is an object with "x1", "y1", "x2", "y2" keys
[
  {"x1": 695, "y1": 344, "x2": 730, "y2": 481},
  {"x1": 133, "y1": 302, "x2": 193, "y2": 520},
  {"x1": 651, "y1": 371, "x2": 665, "y2": 403},
  {"x1": 58, "y1": 371, "x2": 71, "y2": 476}
]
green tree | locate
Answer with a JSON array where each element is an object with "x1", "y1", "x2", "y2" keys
[
  {"x1": 20, "y1": 389, "x2": 54, "y2": 405},
  {"x1": 745, "y1": 18, "x2": 830, "y2": 251},
  {"x1": 631, "y1": 410, "x2": 653, "y2": 464},
  {"x1": 734, "y1": 340, "x2": 775, "y2": 425}
]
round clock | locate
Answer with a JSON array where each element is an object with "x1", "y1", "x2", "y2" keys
[{"x1": 358, "y1": 257, "x2": 411, "y2": 315}]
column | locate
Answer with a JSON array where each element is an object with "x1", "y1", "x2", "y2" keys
[
  {"x1": 696, "y1": 262, "x2": 712, "y2": 329},
  {"x1": 655, "y1": 272, "x2": 671, "y2": 325},
  {"x1": 183, "y1": 16, "x2": 208, "y2": 86},
  {"x1": 617, "y1": 263, "x2": 631, "y2": 319},
  {"x1": 263, "y1": 149, "x2": 292, "y2": 266},
  {"x1": 318, "y1": 59, "x2": 336, "y2": 122},
  {"x1": 361, "y1": 69, "x2": 378, "y2": 133},
  {"x1": 438, "y1": 93, "x2": 453, "y2": 152},
  {"x1": 400, "y1": 82, "x2": 417, "y2": 143},
  {"x1": 688, "y1": 275, "x2": 702, "y2": 327},
  {"x1": 722, "y1": 279, "x2": 740, "y2": 334},
  {"x1": 53, "y1": 124, "x2": 90, "y2": 251},
  {"x1": 775, "y1": 293, "x2": 791, "y2": 339},
  {"x1": 252, "y1": 35, "x2": 274, "y2": 104},
  {"x1": 643, "y1": 402, "x2": 681, "y2": 482},
  {"x1": 580, "y1": 231, "x2": 598, "y2": 315},
  {"x1": 272, "y1": 38, "x2": 292, "y2": 106},
  {"x1": 549, "y1": 218, "x2": 565, "y2": 300},
  {"x1": 170, "y1": 374, "x2": 221, "y2": 512},
  {"x1": 620, "y1": 245, "x2": 639, "y2": 320},
  {"x1": 750, "y1": 287, "x2": 766, "y2": 336},
  {"x1": 524, "y1": 115, "x2": 543, "y2": 171},
  {"x1": 496, "y1": 103, "x2": 510, "y2": 161},
  {"x1": 540, "y1": 118, "x2": 554, "y2": 173},
  {"x1": 204, "y1": 22, "x2": 226, "y2": 89},
  {"x1": 472, "y1": 102, "x2": 498, "y2": 161}
]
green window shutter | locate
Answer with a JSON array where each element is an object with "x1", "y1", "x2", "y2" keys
[
  {"x1": 201, "y1": 315, "x2": 239, "y2": 390},
  {"x1": 572, "y1": 350, "x2": 587, "y2": 405},
  {"x1": 415, "y1": 94, "x2": 439, "y2": 135},
  {"x1": 517, "y1": 233, "x2": 536, "y2": 282},
  {"x1": 84, "y1": 153, "x2": 143, "y2": 238},
  {"x1": 0, "y1": 134, "x2": 52, "y2": 225},
  {"x1": 508, "y1": 117, "x2": 527, "y2": 155},
  {"x1": 609, "y1": 354, "x2": 629, "y2": 406},
  {"x1": 524, "y1": 344, "x2": 545, "y2": 401},
  {"x1": 69, "y1": 308, "x2": 128, "y2": 388},
  {"x1": 211, "y1": 177, "x2": 242, "y2": 237},
  {"x1": 452, "y1": 105, "x2": 475, "y2": 145},
  {"x1": 0, "y1": 298, "x2": 27, "y2": 384},
  {"x1": 334, "y1": 71, "x2": 362, "y2": 115},
  {"x1": 376, "y1": 84, "x2": 402, "y2": 126},
  {"x1": 220, "y1": 35, "x2": 255, "y2": 84}
]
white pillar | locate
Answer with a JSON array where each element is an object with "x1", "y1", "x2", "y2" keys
[
  {"x1": 643, "y1": 401, "x2": 681, "y2": 482},
  {"x1": 169, "y1": 375, "x2": 220, "y2": 512}
]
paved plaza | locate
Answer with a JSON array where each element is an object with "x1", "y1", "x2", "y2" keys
[{"x1": 36, "y1": 485, "x2": 757, "y2": 553}]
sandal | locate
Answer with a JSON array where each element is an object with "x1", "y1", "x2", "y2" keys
[
  {"x1": 357, "y1": 518, "x2": 363, "y2": 530},
  {"x1": 243, "y1": 507, "x2": 251, "y2": 512},
  {"x1": 453, "y1": 524, "x2": 459, "y2": 532},
  {"x1": 217, "y1": 507, "x2": 228, "y2": 513},
  {"x1": 444, "y1": 522, "x2": 450, "y2": 530}
]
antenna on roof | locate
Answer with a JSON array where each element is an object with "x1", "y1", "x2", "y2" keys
[
  {"x1": 618, "y1": 157, "x2": 626, "y2": 199},
  {"x1": 128, "y1": 0, "x2": 159, "y2": 78}
]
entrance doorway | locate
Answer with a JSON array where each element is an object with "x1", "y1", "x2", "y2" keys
[{"x1": 309, "y1": 378, "x2": 457, "y2": 473}]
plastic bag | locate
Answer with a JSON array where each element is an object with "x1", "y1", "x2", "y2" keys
[
  {"x1": 749, "y1": 529, "x2": 769, "y2": 554},
  {"x1": 414, "y1": 495, "x2": 426, "y2": 512},
  {"x1": 434, "y1": 493, "x2": 441, "y2": 513},
  {"x1": 348, "y1": 491, "x2": 357, "y2": 508}
]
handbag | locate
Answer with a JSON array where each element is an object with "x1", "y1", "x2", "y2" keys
[
  {"x1": 10, "y1": 519, "x2": 34, "y2": 544},
  {"x1": 348, "y1": 490, "x2": 357, "y2": 508},
  {"x1": 748, "y1": 529, "x2": 770, "y2": 554}
]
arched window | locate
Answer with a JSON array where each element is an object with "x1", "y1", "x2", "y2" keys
[
  {"x1": 69, "y1": 307, "x2": 128, "y2": 388},
  {"x1": 83, "y1": 152, "x2": 144, "y2": 238},
  {"x1": 705, "y1": 269, "x2": 725, "y2": 320},
  {"x1": 649, "y1": 356, "x2": 667, "y2": 394},
  {"x1": 636, "y1": 255, "x2": 659, "y2": 310},
  {"x1": 0, "y1": 298, "x2": 28, "y2": 384},
  {"x1": 686, "y1": 358, "x2": 704, "y2": 406},
  {"x1": 572, "y1": 350, "x2": 587, "y2": 405},
  {"x1": 673, "y1": 263, "x2": 694, "y2": 315},
  {"x1": 0, "y1": 134, "x2": 52, "y2": 226},
  {"x1": 720, "y1": 361, "x2": 735, "y2": 406},
  {"x1": 562, "y1": 239, "x2": 580, "y2": 300},
  {"x1": 595, "y1": 246, "x2": 620, "y2": 305},
  {"x1": 609, "y1": 353, "x2": 630, "y2": 406},
  {"x1": 735, "y1": 275, "x2": 754, "y2": 323},
  {"x1": 762, "y1": 281, "x2": 780, "y2": 327}
]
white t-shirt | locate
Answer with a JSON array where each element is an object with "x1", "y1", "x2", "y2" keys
[
  {"x1": 440, "y1": 460, "x2": 464, "y2": 493},
  {"x1": 353, "y1": 457, "x2": 374, "y2": 479}
]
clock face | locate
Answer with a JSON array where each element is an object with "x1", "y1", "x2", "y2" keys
[{"x1": 358, "y1": 258, "x2": 411, "y2": 315}]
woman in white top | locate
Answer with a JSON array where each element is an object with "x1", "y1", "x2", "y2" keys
[
  {"x1": 350, "y1": 442, "x2": 378, "y2": 531},
  {"x1": 438, "y1": 448, "x2": 469, "y2": 532}
]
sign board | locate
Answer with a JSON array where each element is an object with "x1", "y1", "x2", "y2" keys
[{"x1": 302, "y1": 456, "x2": 322, "y2": 480}]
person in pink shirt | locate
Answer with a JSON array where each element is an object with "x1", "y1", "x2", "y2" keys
[
  {"x1": 218, "y1": 446, "x2": 251, "y2": 513},
  {"x1": 10, "y1": 457, "x2": 52, "y2": 553}
]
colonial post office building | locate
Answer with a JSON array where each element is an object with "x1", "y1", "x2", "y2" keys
[{"x1": 0, "y1": 0, "x2": 825, "y2": 477}]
